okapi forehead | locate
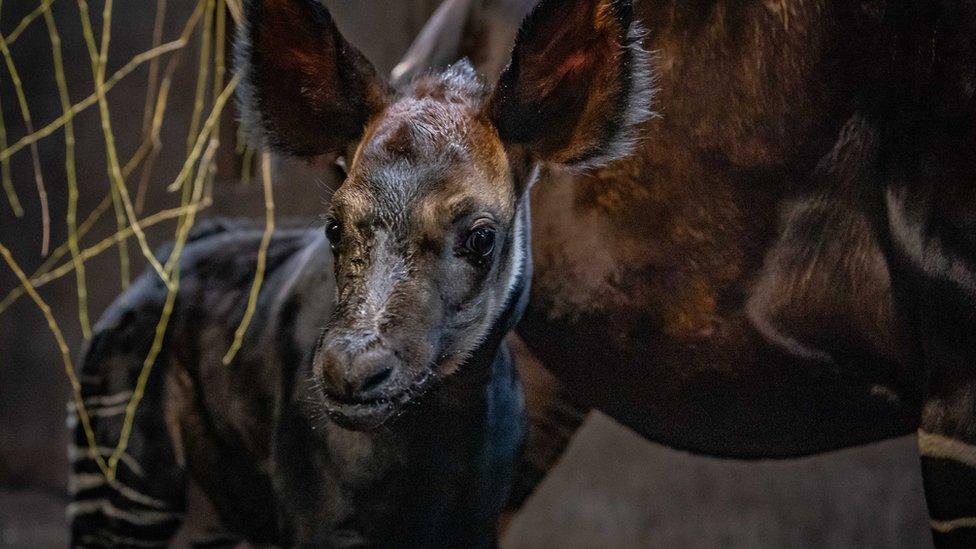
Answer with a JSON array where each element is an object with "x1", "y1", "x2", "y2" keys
[
  {"x1": 359, "y1": 64, "x2": 492, "y2": 164},
  {"x1": 365, "y1": 99, "x2": 470, "y2": 164},
  {"x1": 341, "y1": 64, "x2": 511, "y2": 226}
]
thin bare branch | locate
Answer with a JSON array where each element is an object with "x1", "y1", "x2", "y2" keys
[
  {"x1": 0, "y1": 16, "x2": 50, "y2": 254},
  {"x1": 223, "y1": 153, "x2": 275, "y2": 365},
  {"x1": 0, "y1": 243, "x2": 110, "y2": 478},
  {"x1": 141, "y1": 0, "x2": 168, "y2": 137},
  {"x1": 42, "y1": 6, "x2": 91, "y2": 338},
  {"x1": 168, "y1": 73, "x2": 241, "y2": 193},
  {"x1": 33, "y1": 199, "x2": 211, "y2": 290},
  {"x1": 5, "y1": 0, "x2": 54, "y2": 45},
  {"x1": 0, "y1": 22, "x2": 198, "y2": 163},
  {"x1": 109, "y1": 123, "x2": 219, "y2": 481},
  {"x1": 187, "y1": 0, "x2": 214, "y2": 156}
]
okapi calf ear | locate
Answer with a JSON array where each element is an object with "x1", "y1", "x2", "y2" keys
[
  {"x1": 237, "y1": 0, "x2": 389, "y2": 157},
  {"x1": 488, "y1": 0, "x2": 654, "y2": 170}
]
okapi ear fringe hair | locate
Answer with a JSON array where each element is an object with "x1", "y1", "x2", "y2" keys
[
  {"x1": 234, "y1": 0, "x2": 388, "y2": 159},
  {"x1": 571, "y1": 4, "x2": 658, "y2": 172},
  {"x1": 233, "y1": 0, "x2": 267, "y2": 153}
]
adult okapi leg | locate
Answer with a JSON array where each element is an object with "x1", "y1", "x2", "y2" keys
[
  {"x1": 878, "y1": 4, "x2": 976, "y2": 544},
  {"x1": 908, "y1": 239, "x2": 976, "y2": 546},
  {"x1": 917, "y1": 343, "x2": 976, "y2": 547},
  {"x1": 887, "y1": 161, "x2": 976, "y2": 547},
  {"x1": 68, "y1": 271, "x2": 186, "y2": 547}
]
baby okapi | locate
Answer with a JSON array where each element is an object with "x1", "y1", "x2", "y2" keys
[{"x1": 68, "y1": 0, "x2": 652, "y2": 546}]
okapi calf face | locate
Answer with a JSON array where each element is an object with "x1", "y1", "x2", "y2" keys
[
  {"x1": 315, "y1": 73, "x2": 523, "y2": 429},
  {"x1": 238, "y1": 0, "x2": 653, "y2": 429}
]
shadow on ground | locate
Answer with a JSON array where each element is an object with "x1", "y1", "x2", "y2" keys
[
  {"x1": 503, "y1": 414, "x2": 930, "y2": 549},
  {"x1": 1, "y1": 413, "x2": 930, "y2": 548}
]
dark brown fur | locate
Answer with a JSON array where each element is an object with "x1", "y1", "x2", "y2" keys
[{"x1": 397, "y1": 1, "x2": 976, "y2": 545}]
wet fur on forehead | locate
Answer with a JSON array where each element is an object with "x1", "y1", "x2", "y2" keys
[
  {"x1": 359, "y1": 61, "x2": 492, "y2": 165},
  {"x1": 340, "y1": 61, "x2": 511, "y2": 223}
]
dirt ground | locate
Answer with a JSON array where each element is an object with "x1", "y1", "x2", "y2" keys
[{"x1": 1, "y1": 415, "x2": 931, "y2": 548}]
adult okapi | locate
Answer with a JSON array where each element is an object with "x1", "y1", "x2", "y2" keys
[
  {"x1": 66, "y1": 0, "x2": 976, "y2": 547},
  {"x1": 393, "y1": 0, "x2": 976, "y2": 546}
]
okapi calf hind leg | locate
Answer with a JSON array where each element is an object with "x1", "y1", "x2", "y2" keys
[
  {"x1": 68, "y1": 271, "x2": 186, "y2": 548},
  {"x1": 68, "y1": 219, "x2": 296, "y2": 547}
]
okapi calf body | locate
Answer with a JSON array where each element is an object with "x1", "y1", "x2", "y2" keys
[
  {"x1": 70, "y1": 219, "x2": 526, "y2": 547},
  {"x1": 67, "y1": 0, "x2": 652, "y2": 546}
]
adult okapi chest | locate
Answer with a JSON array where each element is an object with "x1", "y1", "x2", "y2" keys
[{"x1": 68, "y1": 0, "x2": 653, "y2": 546}]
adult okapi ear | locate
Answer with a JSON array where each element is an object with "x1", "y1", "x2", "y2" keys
[
  {"x1": 390, "y1": 0, "x2": 537, "y2": 86},
  {"x1": 237, "y1": 0, "x2": 389, "y2": 157},
  {"x1": 488, "y1": 0, "x2": 654, "y2": 170}
]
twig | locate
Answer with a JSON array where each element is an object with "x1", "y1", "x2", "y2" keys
[
  {"x1": 167, "y1": 73, "x2": 241, "y2": 193},
  {"x1": 42, "y1": 6, "x2": 91, "y2": 338},
  {"x1": 133, "y1": 2, "x2": 207, "y2": 212},
  {"x1": 0, "y1": 199, "x2": 209, "y2": 315},
  {"x1": 75, "y1": 0, "x2": 131, "y2": 288},
  {"x1": 110, "y1": 124, "x2": 219, "y2": 481},
  {"x1": 34, "y1": 200, "x2": 212, "y2": 291},
  {"x1": 0, "y1": 87, "x2": 22, "y2": 217},
  {"x1": 0, "y1": 243, "x2": 110, "y2": 478},
  {"x1": 225, "y1": 0, "x2": 242, "y2": 25},
  {"x1": 0, "y1": 37, "x2": 191, "y2": 164},
  {"x1": 0, "y1": 10, "x2": 50, "y2": 254},
  {"x1": 204, "y1": 0, "x2": 227, "y2": 200},
  {"x1": 141, "y1": 0, "x2": 168, "y2": 138},
  {"x1": 4, "y1": 0, "x2": 54, "y2": 45},
  {"x1": 223, "y1": 153, "x2": 275, "y2": 365},
  {"x1": 186, "y1": 0, "x2": 214, "y2": 156}
]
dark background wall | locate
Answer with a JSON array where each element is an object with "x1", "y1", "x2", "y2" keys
[{"x1": 0, "y1": 2, "x2": 932, "y2": 547}]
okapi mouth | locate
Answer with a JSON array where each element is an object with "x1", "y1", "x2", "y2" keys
[{"x1": 316, "y1": 369, "x2": 438, "y2": 431}]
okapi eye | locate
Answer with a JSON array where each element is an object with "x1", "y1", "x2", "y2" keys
[
  {"x1": 464, "y1": 227, "x2": 496, "y2": 258},
  {"x1": 326, "y1": 219, "x2": 342, "y2": 252}
]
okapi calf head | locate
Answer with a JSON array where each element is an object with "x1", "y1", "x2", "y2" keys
[{"x1": 238, "y1": 0, "x2": 653, "y2": 429}]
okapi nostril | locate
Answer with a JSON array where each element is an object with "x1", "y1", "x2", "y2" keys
[{"x1": 358, "y1": 367, "x2": 393, "y2": 396}]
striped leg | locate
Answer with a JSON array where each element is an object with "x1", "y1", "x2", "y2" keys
[
  {"x1": 886, "y1": 171, "x2": 976, "y2": 546},
  {"x1": 917, "y1": 333, "x2": 976, "y2": 548},
  {"x1": 919, "y1": 429, "x2": 976, "y2": 546},
  {"x1": 911, "y1": 253, "x2": 976, "y2": 547},
  {"x1": 68, "y1": 273, "x2": 186, "y2": 547}
]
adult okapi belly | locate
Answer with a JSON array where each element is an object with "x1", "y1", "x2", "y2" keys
[
  {"x1": 517, "y1": 1, "x2": 922, "y2": 457},
  {"x1": 520, "y1": 155, "x2": 919, "y2": 458}
]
